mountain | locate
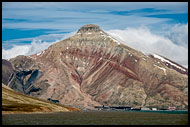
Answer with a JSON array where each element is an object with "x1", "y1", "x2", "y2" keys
[
  {"x1": 2, "y1": 83, "x2": 80, "y2": 114},
  {"x1": 6, "y1": 24, "x2": 188, "y2": 110},
  {"x1": 2, "y1": 59, "x2": 14, "y2": 85}
]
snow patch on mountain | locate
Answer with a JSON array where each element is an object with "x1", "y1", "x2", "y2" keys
[{"x1": 153, "y1": 54, "x2": 186, "y2": 72}]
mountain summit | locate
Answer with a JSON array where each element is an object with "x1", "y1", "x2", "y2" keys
[
  {"x1": 6, "y1": 24, "x2": 188, "y2": 110},
  {"x1": 77, "y1": 24, "x2": 101, "y2": 32}
]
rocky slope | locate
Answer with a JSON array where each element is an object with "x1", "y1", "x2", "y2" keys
[
  {"x1": 2, "y1": 59, "x2": 14, "y2": 85},
  {"x1": 6, "y1": 24, "x2": 188, "y2": 110}
]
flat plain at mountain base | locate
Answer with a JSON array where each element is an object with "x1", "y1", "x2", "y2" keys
[{"x1": 2, "y1": 111, "x2": 188, "y2": 125}]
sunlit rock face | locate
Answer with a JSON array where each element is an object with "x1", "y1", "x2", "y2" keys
[{"x1": 6, "y1": 24, "x2": 188, "y2": 110}]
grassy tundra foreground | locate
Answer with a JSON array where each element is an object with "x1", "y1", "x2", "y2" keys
[
  {"x1": 2, "y1": 111, "x2": 188, "y2": 125},
  {"x1": 2, "y1": 83, "x2": 80, "y2": 114}
]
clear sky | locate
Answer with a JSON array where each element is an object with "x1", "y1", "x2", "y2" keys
[{"x1": 2, "y1": 2, "x2": 188, "y2": 68}]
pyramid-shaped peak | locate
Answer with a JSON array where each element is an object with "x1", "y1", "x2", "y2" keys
[{"x1": 77, "y1": 24, "x2": 102, "y2": 33}]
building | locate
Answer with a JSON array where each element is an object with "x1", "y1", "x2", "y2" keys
[
  {"x1": 168, "y1": 107, "x2": 176, "y2": 111},
  {"x1": 94, "y1": 105, "x2": 131, "y2": 111},
  {"x1": 152, "y1": 108, "x2": 157, "y2": 111},
  {"x1": 131, "y1": 107, "x2": 141, "y2": 111},
  {"x1": 94, "y1": 105, "x2": 109, "y2": 110},
  {"x1": 141, "y1": 108, "x2": 150, "y2": 110},
  {"x1": 109, "y1": 106, "x2": 131, "y2": 110}
]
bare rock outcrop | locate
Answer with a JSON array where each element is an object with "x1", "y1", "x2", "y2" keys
[{"x1": 2, "y1": 59, "x2": 14, "y2": 85}]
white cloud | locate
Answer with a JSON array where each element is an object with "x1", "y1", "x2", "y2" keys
[
  {"x1": 2, "y1": 40, "x2": 52, "y2": 59},
  {"x1": 168, "y1": 24, "x2": 188, "y2": 47},
  {"x1": 3, "y1": 2, "x2": 185, "y2": 32},
  {"x1": 2, "y1": 9, "x2": 170, "y2": 32},
  {"x1": 2, "y1": 2, "x2": 187, "y2": 13},
  {"x1": 106, "y1": 24, "x2": 188, "y2": 68},
  {"x1": 2, "y1": 32, "x2": 76, "y2": 60}
]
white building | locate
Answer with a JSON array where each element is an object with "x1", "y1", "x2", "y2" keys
[
  {"x1": 141, "y1": 108, "x2": 150, "y2": 110},
  {"x1": 152, "y1": 108, "x2": 157, "y2": 111}
]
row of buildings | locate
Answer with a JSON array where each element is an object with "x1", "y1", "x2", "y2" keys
[{"x1": 94, "y1": 105, "x2": 176, "y2": 111}]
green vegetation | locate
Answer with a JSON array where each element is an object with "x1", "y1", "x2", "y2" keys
[{"x1": 2, "y1": 111, "x2": 188, "y2": 125}]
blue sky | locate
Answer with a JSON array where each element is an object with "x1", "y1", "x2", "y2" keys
[{"x1": 2, "y1": 2, "x2": 188, "y2": 68}]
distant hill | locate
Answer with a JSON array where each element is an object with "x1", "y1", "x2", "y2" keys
[{"x1": 2, "y1": 83, "x2": 80, "y2": 114}]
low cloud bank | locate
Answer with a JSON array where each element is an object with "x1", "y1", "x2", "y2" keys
[
  {"x1": 106, "y1": 24, "x2": 188, "y2": 68},
  {"x1": 2, "y1": 32, "x2": 75, "y2": 60},
  {"x1": 2, "y1": 40, "x2": 53, "y2": 59}
]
